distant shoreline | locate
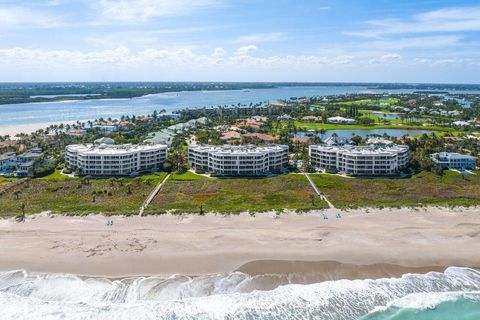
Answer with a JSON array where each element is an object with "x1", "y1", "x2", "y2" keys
[{"x1": 1, "y1": 82, "x2": 480, "y2": 106}]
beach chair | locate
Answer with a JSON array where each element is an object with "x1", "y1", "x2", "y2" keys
[{"x1": 323, "y1": 213, "x2": 328, "y2": 220}]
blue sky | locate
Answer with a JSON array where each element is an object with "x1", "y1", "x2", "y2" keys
[{"x1": 0, "y1": 0, "x2": 479, "y2": 82}]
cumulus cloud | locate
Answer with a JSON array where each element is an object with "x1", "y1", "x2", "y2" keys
[
  {"x1": 212, "y1": 47, "x2": 227, "y2": 57},
  {"x1": 369, "y1": 53, "x2": 401, "y2": 64},
  {"x1": 235, "y1": 45, "x2": 258, "y2": 55},
  {"x1": 0, "y1": 46, "x2": 356, "y2": 69}
]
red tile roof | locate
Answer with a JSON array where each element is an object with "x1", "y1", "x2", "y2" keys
[
  {"x1": 220, "y1": 131, "x2": 242, "y2": 140},
  {"x1": 242, "y1": 133, "x2": 276, "y2": 142}
]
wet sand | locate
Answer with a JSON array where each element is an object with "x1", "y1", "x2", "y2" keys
[{"x1": 0, "y1": 207, "x2": 479, "y2": 279}]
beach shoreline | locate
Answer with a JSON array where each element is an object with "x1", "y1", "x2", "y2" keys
[
  {"x1": 0, "y1": 121, "x2": 78, "y2": 136},
  {"x1": 0, "y1": 207, "x2": 479, "y2": 280}
]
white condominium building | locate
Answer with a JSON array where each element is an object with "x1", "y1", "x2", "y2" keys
[
  {"x1": 188, "y1": 144, "x2": 289, "y2": 176},
  {"x1": 66, "y1": 143, "x2": 167, "y2": 176},
  {"x1": 309, "y1": 144, "x2": 409, "y2": 176}
]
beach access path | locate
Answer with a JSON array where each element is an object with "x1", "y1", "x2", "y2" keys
[
  {"x1": 304, "y1": 173, "x2": 335, "y2": 209},
  {"x1": 139, "y1": 173, "x2": 170, "y2": 216}
]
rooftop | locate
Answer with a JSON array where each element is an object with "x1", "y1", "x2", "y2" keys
[
  {"x1": 94, "y1": 137, "x2": 115, "y2": 145},
  {"x1": 242, "y1": 132, "x2": 276, "y2": 142},
  {"x1": 190, "y1": 144, "x2": 288, "y2": 155},
  {"x1": 67, "y1": 143, "x2": 167, "y2": 155},
  {"x1": 0, "y1": 152, "x2": 16, "y2": 161},
  {"x1": 311, "y1": 144, "x2": 409, "y2": 156},
  {"x1": 431, "y1": 152, "x2": 476, "y2": 160}
]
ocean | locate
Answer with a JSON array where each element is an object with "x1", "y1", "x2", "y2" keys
[{"x1": 1, "y1": 266, "x2": 479, "y2": 319}]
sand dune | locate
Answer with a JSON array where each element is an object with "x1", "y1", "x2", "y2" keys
[{"x1": 0, "y1": 207, "x2": 479, "y2": 279}]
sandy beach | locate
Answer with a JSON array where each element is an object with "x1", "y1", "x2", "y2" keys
[
  {"x1": 0, "y1": 207, "x2": 479, "y2": 279},
  {"x1": 0, "y1": 121, "x2": 77, "y2": 136}
]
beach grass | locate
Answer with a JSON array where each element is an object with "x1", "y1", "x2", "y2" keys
[
  {"x1": 310, "y1": 170, "x2": 480, "y2": 208},
  {"x1": 0, "y1": 172, "x2": 168, "y2": 216},
  {"x1": 146, "y1": 174, "x2": 328, "y2": 214},
  {"x1": 0, "y1": 176, "x2": 23, "y2": 193}
]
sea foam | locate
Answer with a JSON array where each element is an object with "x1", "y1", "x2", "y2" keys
[{"x1": 1, "y1": 267, "x2": 480, "y2": 320}]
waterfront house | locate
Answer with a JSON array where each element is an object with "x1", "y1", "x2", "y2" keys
[
  {"x1": 0, "y1": 148, "x2": 44, "y2": 177},
  {"x1": 94, "y1": 137, "x2": 115, "y2": 145},
  {"x1": 0, "y1": 152, "x2": 16, "y2": 172},
  {"x1": 65, "y1": 129, "x2": 87, "y2": 137},
  {"x1": 326, "y1": 116, "x2": 357, "y2": 124},
  {"x1": 430, "y1": 152, "x2": 477, "y2": 170},
  {"x1": 220, "y1": 131, "x2": 242, "y2": 141},
  {"x1": 277, "y1": 114, "x2": 293, "y2": 121},
  {"x1": 324, "y1": 136, "x2": 353, "y2": 146},
  {"x1": 242, "y1": 133, "x2": 277, "y2": 144},
  {"x1": 301, "y1": 116, "x2": 321, "y2": 122}
]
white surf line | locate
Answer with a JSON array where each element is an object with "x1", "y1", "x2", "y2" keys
[
  {"x1": 139, "y1": 173, "x2": 171, "y2": 216},
  {"x1": 304, "y1": 173, "x2": 335, "y2": 209}
]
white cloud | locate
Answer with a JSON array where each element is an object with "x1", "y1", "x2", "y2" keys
[
  {"x1": 344, "y1": 6, "x2": 480, "y2": 37},
  {"x1": 98, "y1": 0, "x2": 219, "y2": 22},
  {"x1": 235, "y1": 45, "x2": 258, "y2": 55},
  {"x1": 237, "y1": 32, "x2": 285, "y2": 43},
  {"x1": 0, "y1": 46, "x2": 356, "y2": 69},
  {"x1": 0, "y1": 6, "x2": 63, "y2": 29},
  {"x1": 369, "y1": 53, "x2": 401, "y2": 64},
  {"x1": 413, "y1": 58, "x2": 432, "y2": 64},
  {"x1": 212, "y1": 47, "x2": 227, "y2": 57},
  {"x1": 366, "y1": 35, "x2": 462, "y2": 50},
  {"x1": 2, "y1": 46, "x2": 478, "y2": 78}
]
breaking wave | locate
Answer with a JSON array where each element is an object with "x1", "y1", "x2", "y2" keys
[{"x1": 1, "y1": 266, "x2": 480, "y2": 319}]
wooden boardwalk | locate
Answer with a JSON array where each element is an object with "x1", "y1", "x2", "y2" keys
[{"x1": 139, "y1": 173, "x2": 171, "y2": 216}]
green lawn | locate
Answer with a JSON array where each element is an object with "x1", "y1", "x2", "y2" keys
[
  {"x1": 313, "y1": 98, "x2": 399, "y2": 108},
  {"x1": 294, "y1": 121, "x2": 453, "y2": 133},
  {"x1": 333, "y1": 99, "x2": 376, "y2": 106},
  {"x1": 146, "y1": 174, "x2": 328, "y2": 214},
  {"x1": 310, "y1": 171, "x2": 480, "y2": 208},
  {"x1": 0, "y1": 172, "x2": 168, "y2": 217},
  {"x1": 39, "y1": 169, "x2": 77, "y2": 181},
  {"x1": 170, "y1": 171, "x2": 209, "y2": 181}
]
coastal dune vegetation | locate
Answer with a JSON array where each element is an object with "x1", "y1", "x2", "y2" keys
[
  {"x1": 0, "y1": 170, "x2": 167, "y2": 216},
  {"x1": 310, "y1": 170, "x2": 480, "y2": 208},
  {"x1": 145, "y1": 173, "x2": 328, "y2": 214}
]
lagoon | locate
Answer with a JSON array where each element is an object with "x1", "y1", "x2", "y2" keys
[{"x1": 0, "y1": 85, "x2": 476, "y2": 133}]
